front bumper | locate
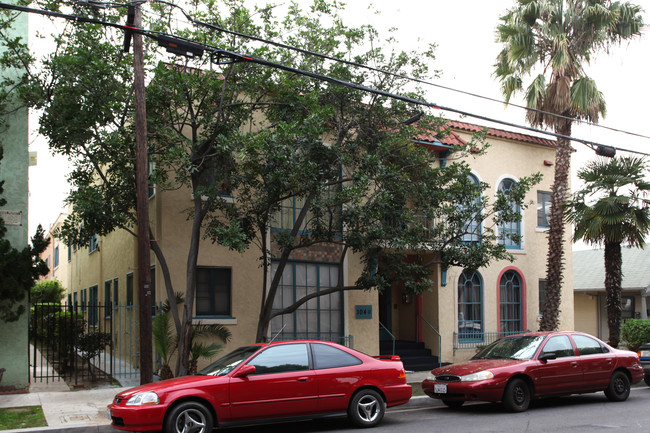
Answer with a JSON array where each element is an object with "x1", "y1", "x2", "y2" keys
[
  {"x1": 421, "y1": 378, "x2": 507, "y2": 403},
  {"x1": 107, "y1": 402, "x2": 168, "y2": 432}
]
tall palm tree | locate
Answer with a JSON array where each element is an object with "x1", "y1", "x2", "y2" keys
[
  {"x1": 566, "y1": 156, "x2": 650, "y2": 347},
  {"x1": 494, "y1": 0, "x2": 643, "y2": 331}
]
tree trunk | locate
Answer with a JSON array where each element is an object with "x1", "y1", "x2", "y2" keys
[
  {"x1": 175, "y1": 193, "x2": 205, "y2": 376},
  {"x1": 604, "y1": 241, "x2": 623, "y2": 348},
  {"x1": 539, "y1": 122, "x2": 572, "y2": 331}
]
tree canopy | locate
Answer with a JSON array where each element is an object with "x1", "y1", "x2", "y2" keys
[{"x1": 7, "y1": 0, "x2": 539, "y2": 375}]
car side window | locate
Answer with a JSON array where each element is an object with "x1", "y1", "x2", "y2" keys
[
  {"x1": 541, "y1": 335, "x2": 574, "y2": 358},
  {"x1": 248, "y1": 344, "x2": 310, "y2": 374},
  {"x1": 572, "y1": 334, "x2": 608, "y2": 355},
  {"x1": 311, "y1": 343, "x2": 362, "y2": 369}
]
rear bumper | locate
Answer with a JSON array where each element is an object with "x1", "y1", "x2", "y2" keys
[{"x1": 384, "y1": 383, "x2": 412, "y2": 407}]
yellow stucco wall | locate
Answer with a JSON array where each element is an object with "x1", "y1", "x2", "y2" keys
[
  {"x1": 424, "y1": 129, "x2": 574, "y2": 364},
  {"x1": 64, "y1": 123, "x2": 575, "y2": 371}
]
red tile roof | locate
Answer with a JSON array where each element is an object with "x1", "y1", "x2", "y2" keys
[
  {"x1": 447, "y1": 120, "x2": 556, "y2": 148},
  {"x1": 411, "y1": 119, "x2": 557, "y2": 149},
  {"x1": 414, "y1": 128, "x2": 465, "y2": 147}
]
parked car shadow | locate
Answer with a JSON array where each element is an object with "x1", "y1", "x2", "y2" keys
[{"x1": 440, "y1": 391, "x2": 644, "y2": 414}]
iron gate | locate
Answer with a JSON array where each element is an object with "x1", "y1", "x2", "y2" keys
[{"x1": 30, "y1": 302, "x2": 143, "y2": 386}]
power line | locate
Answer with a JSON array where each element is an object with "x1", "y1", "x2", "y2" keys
[
  {"x1": 141, "y1": 0, "x2": 650, "y2": 144},
  {"x1": 47, "y1": 0, "x2": 650, "y2": 145},
  {"x1": 2, "y1": 2, "x2": 648, "y2": 157}
]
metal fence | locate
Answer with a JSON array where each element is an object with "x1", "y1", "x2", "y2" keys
[
  {"x1": 30, "y1": 302, "x2": 145, "y2": 386},
  {"x1": 453, "y1": 330, "x2": 528, "y2": 354}
]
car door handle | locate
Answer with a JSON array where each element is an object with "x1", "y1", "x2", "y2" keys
[
  {"x1": 571, "y1": 362, "x2": 579, "y2": 367},
  {"x1": 297, "y1": 377, "x2": 310, "y2": 382}
]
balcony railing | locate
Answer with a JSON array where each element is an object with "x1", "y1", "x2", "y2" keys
[{"x1": 453, "y1": 330, "x2": 527, "y2": 354}]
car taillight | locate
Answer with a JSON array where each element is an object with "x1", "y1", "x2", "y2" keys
[{"x1": 398, "y1": 369, "x2": 406, "y2": 380}]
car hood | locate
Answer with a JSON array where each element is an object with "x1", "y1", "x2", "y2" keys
[
  {"x1": 115, "y1": 374, "x2": 223, "y2": 398},
  {"x1": 431, "y1": 359, "x2": 524, "y2": 377}
]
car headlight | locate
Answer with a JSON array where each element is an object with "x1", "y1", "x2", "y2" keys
[
  {"x1": 125, "y1": 391, "x2": 160, "y2": 406},
  {"x1": 426, "y1": 373, "x2": 437, "y2": 381},
  {"x1": 460, "y1": 370, "x2": 494, "y2": 382}
]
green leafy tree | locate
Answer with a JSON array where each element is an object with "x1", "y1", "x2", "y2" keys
[
  {"x1": 10, "y1": 0, "x2": 537, "y2": 376},
  {"x1": 31, "y1": 279, "x2": 66, "y2": 304},
  {"x1": 566, "y1": 156, "x2": 650, "y2": 347},
  {"x1": 494, "y1": 0, "x2": 644, "y2": 331},
  {"x1": 0, "y1": 147, "x2": 49, "y2": 322}
]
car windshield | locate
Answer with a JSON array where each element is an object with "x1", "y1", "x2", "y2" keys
[
  {"x1": 198, "y1": 346, "x2": 261, "y2": 376},
  {"x1": 472, "y1": 335, "x2": 545, "y2": 361}
]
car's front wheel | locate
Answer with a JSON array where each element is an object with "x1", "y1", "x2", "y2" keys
[
  {"x1": 604, "y1": 371, "x2": 630, "y2": 402},
  {"x1": 502, "y1": 377, "x2": 530, "y2": 412},
  {"x1": 164, "y1": 401, "x2": 214, "y2": 433},
  {"x1": 348, "y1": 389, "x2": 385, "y2": 428},
  {"x1": 644, "y1": 374, "x2": 650, "y2": 387}
]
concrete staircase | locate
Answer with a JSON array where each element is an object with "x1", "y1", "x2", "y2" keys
[{"x1": 380, "y1": 340, "x2": 440, "y2": 372}]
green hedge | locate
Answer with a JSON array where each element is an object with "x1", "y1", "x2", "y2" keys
[{"x1": 621, "y1": 319, "x2": 650, "y2": 352}]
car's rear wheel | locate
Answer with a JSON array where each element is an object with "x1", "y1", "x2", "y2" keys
[
  {"x1": 502, "y1": 378, "x2": 530, "y2": 412},
  {"x1": 604, "y1": 371, "x2": 630, "y2": 402},
  {"x1": 164, "y1": 401, "x2": 214, "y2": 433},
  {"x1": 442, "y1": 399, "x2": 464, "y2": 409},
  {"x1": 348, "y1": 389, "x2": 385, "y2": 428}
]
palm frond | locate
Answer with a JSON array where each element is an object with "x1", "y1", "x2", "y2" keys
[
  {"x1": 570, "y1": 76, "x2": 605, "y2": 122},
  {"x1": 191, "y1": 323, "x2": 232, "y2": 343},
  {"x1": 152, "y1": 312, "x2": 176, "y2": 364}
]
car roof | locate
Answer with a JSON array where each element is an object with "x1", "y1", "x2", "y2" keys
[{"x1": 247, "y1": 339, "x2": 344, "y2": 347}]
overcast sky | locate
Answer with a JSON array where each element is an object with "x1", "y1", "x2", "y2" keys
[{"x1": 27, "y1": 0, "x2": 650, "y2": 250}]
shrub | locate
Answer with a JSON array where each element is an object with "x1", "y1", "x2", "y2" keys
[
  {"x1": 620, "y1": 319, "x2": 650, "y2": 352},
  {"x1": 31, "y1": 280, "x2": 66, "y2": 304}
]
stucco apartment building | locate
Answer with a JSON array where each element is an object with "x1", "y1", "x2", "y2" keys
[
  {"x1": 57, "y1": 119, "x2": 573, "y2": 371},
  {"x1": 40, "y1": 212, "x2": 70, "y2": 289}
]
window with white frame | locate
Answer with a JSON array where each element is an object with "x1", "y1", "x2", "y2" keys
[{"x1": 537, "y1": 191, "x2": 551, "y2": 228}]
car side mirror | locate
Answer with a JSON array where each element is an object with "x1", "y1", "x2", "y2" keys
[
  {"x1": 233, "y1": 364, "x2": 256, "y2": 378},
  {"x1": 538, "y1": 352, "x2": 557, "y2": 362}
]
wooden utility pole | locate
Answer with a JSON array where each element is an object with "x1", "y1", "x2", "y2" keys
[{"x1": 132, "y1": 1, "x2": 153, "y2": 385}]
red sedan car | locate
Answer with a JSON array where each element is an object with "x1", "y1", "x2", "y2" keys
[
  {"x1": 108, "y1": 340, "x2": 411, "y2": 432},
  {"x1": 422, "y1": 331, "x2": 644, "y2": 412}
]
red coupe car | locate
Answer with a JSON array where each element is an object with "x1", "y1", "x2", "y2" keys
[
  {"x1": 108, "y1": 340, "x2": 411, "y2": 432},
  {"x1": 422, "y1": 331, "x2": 644, "y2": 412}
]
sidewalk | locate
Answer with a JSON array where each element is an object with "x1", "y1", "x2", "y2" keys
[{"x1": 0, "y1": 346, "x2": 138, "y2": 433}]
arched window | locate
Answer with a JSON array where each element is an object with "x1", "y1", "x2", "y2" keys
[
  {"x1": 462, "y1": 174, "x2": 481, "y2": 242},
  {"x1": 458, "y1": 269, "x2": 483, "y2": 341},
  {"x1": 500, "y1": 270, "x2": 523, "y2": 334},
  {"x1": 498, "y1": 178, "x2": 521, "y2": 249}
]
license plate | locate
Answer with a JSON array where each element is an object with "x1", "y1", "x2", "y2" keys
[
  {"x1": 640, "y1": 350, "x2": 650, "y2": 358},
  {"x1": 107, "y1": 408, "x2": 111, "y2": 421},
  {"x1": 434, "y1": 384, "x2": 447, "y2": 394}
]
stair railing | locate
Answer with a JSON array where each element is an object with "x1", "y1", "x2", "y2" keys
[
  {"x1": 416, "y1": 313, "x2": 442, "y2": 367},
  {"x1": 379, "y1": 321, "x2": 396, "y2": 355}
]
